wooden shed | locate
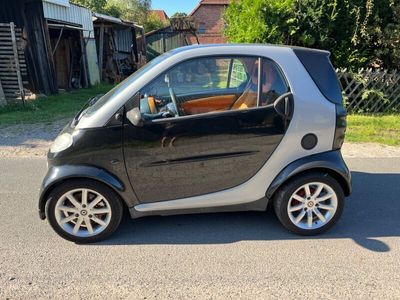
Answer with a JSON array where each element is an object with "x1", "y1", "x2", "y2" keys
[
  {"x1": 0, "y1": 0, "x2": 100, "y2": 104},
  {"x1": 92, "y1": 13, "x2": 146, "y2": 83}
]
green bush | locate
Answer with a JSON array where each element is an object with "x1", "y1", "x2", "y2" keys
[{"x1": 224, "y1": 0, "x2": 400, "y2": 70}]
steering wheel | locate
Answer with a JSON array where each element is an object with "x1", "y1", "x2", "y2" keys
[{"x1": 168, "y1": 87, "x2": 180, "y2": 117}]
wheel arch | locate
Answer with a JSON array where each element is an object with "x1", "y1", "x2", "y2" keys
[
  {"x1": 39, "y1": 165, "x2": 128, "y2": 220},
  {"x1": 266, "y1": 150, "x2": 351, "y2": 202}
]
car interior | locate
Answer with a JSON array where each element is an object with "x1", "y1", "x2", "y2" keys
[{"x1": 139, "y1": 57, "x2": 288, "y2": 120}]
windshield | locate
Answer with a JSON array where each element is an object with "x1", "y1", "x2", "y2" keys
[{"x1": 85, "y1": 52, "x2": 172, "y2": 116}]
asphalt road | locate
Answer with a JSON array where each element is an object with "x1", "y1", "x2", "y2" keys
[{"x1": 0, "y1": 157, "x2": 399, "y2": 299}]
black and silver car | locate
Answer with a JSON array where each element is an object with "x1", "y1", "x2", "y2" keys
[{"x1": 39, "y1": 44, "x2": 351, "y2": 243}]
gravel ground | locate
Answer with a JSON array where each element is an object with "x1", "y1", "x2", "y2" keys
[
  {"x1": 0, "y1": 120, "x2": 68, "y2": 158},
  {"x1": 0, "y1": 121, "x2": 399, "y2": 158}
]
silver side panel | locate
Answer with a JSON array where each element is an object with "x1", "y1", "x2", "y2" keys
[{"x1": 131, "y1": 46, "x2": 336, "y2": 212}]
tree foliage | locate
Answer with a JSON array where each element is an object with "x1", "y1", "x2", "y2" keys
[
  {"x1": 145, "y1": 13, "x2": 166, "y2": 32},
  {"x1": 171, "y1": 12, "x2": 188, "y2": 18},
  {"x1": 72, "y1": 0, "x2": 166, "y2": 32},
  {"x1": 224, "y1": 0, "x2": 400, "y2": 69}
]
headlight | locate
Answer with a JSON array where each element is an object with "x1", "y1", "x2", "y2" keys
[{"x1": 50, "y1": 133, "x2": 73, "y2": 153}]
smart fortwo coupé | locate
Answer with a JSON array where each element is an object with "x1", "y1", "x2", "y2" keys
[{"x1": 38, "y1": 44, "x2": 351, "y2": 243}]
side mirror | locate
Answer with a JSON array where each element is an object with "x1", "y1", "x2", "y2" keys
[{"x1": 126, "y1": 107, "x2": 143, "y2": 127}]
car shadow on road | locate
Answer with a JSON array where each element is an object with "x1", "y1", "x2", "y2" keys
[{"x1": 99, "y1": 171, "x2": 400, "y2": 252}]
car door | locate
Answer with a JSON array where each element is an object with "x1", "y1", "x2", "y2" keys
[{"x1": 123, "y1": 56, "x2": 292, "y2": 203}]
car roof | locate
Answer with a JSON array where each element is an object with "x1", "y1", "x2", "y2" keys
[{"x1": 169, "y1": 43, "x2": 330, "y2": 56}]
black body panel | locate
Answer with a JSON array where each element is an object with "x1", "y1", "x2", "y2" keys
[
  {"x1": 38, "y1": 124, "x2": 137, "y2": 219},
  {"x1": 266, "y1": 150, "x2": 352, "y2": 199},
  {"x1": 123, "y1": 105, "x2": 287, "y2": 203}
]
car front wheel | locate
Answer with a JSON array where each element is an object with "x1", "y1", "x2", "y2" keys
[
  {"x1": 46, "y1": 179, "x2": 123, "y2": 243},
  {"x1": 273, "y1": 172, "x2": 344, "y2": 235}
]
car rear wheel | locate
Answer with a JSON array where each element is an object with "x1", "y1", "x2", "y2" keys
[
  {"x1": 46, "y1": 179, "x2": 123, "y2": 243},
  {"x1": 273, "y1": 172, "x2": 344, "y2": 235}
]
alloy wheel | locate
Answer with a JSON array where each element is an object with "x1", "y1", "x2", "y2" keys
[
  {"x1": 287, "y1": 182, "x2": 338, "y2": 230},
  {"x1": 54, "y1": 188, "x2": 112, "y2": 237}
]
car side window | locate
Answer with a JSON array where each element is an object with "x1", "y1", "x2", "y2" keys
[
  {"x1": 260, "y1": 59, "x2": 289, "y2": 106},
  {"x1": 139, "y1": 56, "x2": 260, "y2": 119}
]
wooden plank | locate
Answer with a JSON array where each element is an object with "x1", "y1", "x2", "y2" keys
[
  {"x1": 0, "y1": 55, "x2": 25, "y2": 59},
  {"x1": 0, "y1": 64, "x2": 27, "y2": 68},
  {"x1": 79, "y1": 31, "x2": 89, "y2": 88},
  {"x1": 0, "y1": 78, "x2": 29, "y2": 84},
  {"x1": 0, "y1": 26, "x2": 21, "y2": 31},
  {"x1": 98, "y1": 23, "x2": 104, "y2": 82},
  {"x1": 0, "y1": 69, "x2": 27, "y2": 74},
  {"x1": 0, "y1": 78, "x2": 6, "y2": 106},
  {"x1": 0, "y1": 57, "x2": 26, "y2": 61},
  {"x1": 10, "y1": 22, "x2": 24, "y2": 103},
  {"x1": 0, "y1": 48, "x2": 25, "y2": 53},
  {"x1": 0, "y1": 52, "x2": 25, "y2": 57},
  {"x1": 0, "y1": 32, "x2": 22, "y2": 37},
  {"x1": 3, "y1": 85, "x2": 24, "y2": 89},
  {"x1": 0, "y1": 77, "x2": 28, "y2": 82},
  {"x1": 0, "y1": 46, "x2": 25, "y2": 51},
  {"x1": 0, "y1": 67, "x2": 27, "y2": 71},
  {"x1": 0, "y1": 57, "x2": 26, "y2": 66}
]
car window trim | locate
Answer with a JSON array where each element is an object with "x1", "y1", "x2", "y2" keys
[
  {"x1": 139, "y1": 54, "x2": 291, "y2": 123},
  {"x1": 257, "y1": 57, "x2": 262, "y2": 107},
  {"x1": 226, "y1": 58, "x2": 233, "y2": 89},
  {"x1": 150, "y1": 103, "x2": 275, "y2": 124}
]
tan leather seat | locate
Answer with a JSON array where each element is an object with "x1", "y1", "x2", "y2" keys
[{"x1": 231, "y1": 88, "x2": 257, "y2": 110}]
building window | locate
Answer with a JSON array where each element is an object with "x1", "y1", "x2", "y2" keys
[{"x1": 198, "y1": 23, "x2": 206, "y2": 34}]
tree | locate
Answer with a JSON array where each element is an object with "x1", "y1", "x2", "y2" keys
[
  {"x1": 73, "y1": 0, "x2": 152, "y2": 25},
  {"x1": 224, "y1": 0, "x2": 400, "y2": 69},
  {"x1": 108, "y1": 0, "x2": 151, "y2": 24},
  {"x1": 71, "y1": 0, "x2": 107, "y2": 13},
  {"x1": 171, "y1": 12, "x2": 188, "y2": 18},
  {"x1": 71, "y1": 0, "x2": 122, "y2": 17},
  {"x1": 144, "y1": 13, "x2": 166, "y2": 32}
]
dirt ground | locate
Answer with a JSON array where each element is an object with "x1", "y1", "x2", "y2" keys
[{"x1": 0, "y1": 121, "x2": 399, "y2": 158}]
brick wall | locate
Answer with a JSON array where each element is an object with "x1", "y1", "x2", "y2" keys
[{"x1": 191, "y1": 4, "x2": 227, "y2": 44}]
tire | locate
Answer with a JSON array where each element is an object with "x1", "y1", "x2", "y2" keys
[
  {"x1": 45, "y1": 179, "x2": 123, "y2": 243},
  {"x1": 273, "y1": 172, "x2": 344, "y2": 235}
]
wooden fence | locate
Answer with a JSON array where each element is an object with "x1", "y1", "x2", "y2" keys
[
  {"x1": 146, "y1": 31, "x2": 188, "y2": 61},
  {"x1": 336, "y1": 68, "x2": 400, "y2": 113}
]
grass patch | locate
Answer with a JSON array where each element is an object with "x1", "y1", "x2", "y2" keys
[
  {"x1": 0, "y1": 84, "x2": 114, "y2": 128},
  {"x1": 346, "y1": 114, "x2": 400, "y2": 146}
]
